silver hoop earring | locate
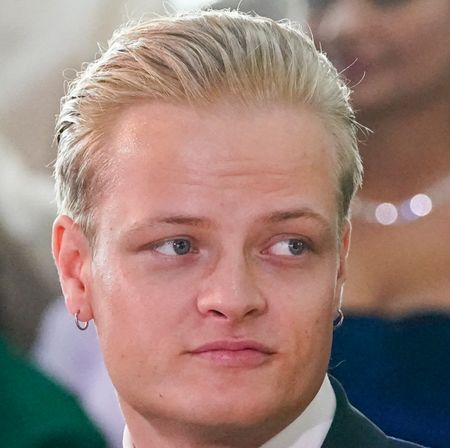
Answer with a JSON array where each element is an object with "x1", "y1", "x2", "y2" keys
[
  {"x1": 333, "y1": 309, "x2": 344, "y2": 330},
  {"x1": 74, "y1": 311, "x2": 89, "y2": 331}
]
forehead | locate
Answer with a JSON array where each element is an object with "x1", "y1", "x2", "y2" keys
[
  {"x1": 97, "y1": 100, "x2": 339, "y2": 231},
  {"x1": 106, "y1": 100, "x2": 336, "y2": 176}
]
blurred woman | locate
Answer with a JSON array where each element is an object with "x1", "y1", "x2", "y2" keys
[{"x1": 307, "y1": 1, "x2": 450, "y2": 446}]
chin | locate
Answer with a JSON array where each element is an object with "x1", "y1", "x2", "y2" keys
[
  {"x1": 170, "y1": 402, "x2": 289, "y2": 448},
  {"x1": 351, "y1": 77, "x2": 407, "y2": 115},
  {"x1": 176, "y1": 386, "x2": 300, "y2": 431}
]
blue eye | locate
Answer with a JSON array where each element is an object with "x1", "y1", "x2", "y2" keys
[
  {"x1": 373, "y1": 0, "x2": 411, "y2": 7},
  {"x1": 153, "y1": 239, "x2": 192, "y2": 256},
  {"x1": 308, "y1": 0, "x2": 411, "y2": 9},
  {"x1": 288, "y1": 239, "x2": 307, "y2": 255},
  {"x1": 307, "y1": 0, "x2": 334, "y2": 9},
  {"x1": 268, "y1": 239, "x2": 309, "y2": 256}
]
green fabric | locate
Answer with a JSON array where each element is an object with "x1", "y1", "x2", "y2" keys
[{"x1": 0, "y1": 335, "x2": 106, "y2": 448}]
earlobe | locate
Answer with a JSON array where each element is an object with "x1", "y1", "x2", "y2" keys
[{"x1": 52, "y1": 215, "x2": 94, "y2": 322}]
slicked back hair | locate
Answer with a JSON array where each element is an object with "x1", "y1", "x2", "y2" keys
[{"x1": 55, "y1": 10, "x2": 362, "y2": 241}]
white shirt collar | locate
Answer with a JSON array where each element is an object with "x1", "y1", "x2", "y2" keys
[
  {"x1": 123, "y1": 375, "x2": 335, "y2": 448},
  {"x1": 123, "y1": 425, "x2": 133, "y2": 448},
  {"x1": 260, "y1": 374, "x2": 336, "y2": 448}
]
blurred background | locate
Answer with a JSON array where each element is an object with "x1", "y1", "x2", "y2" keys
[{"x1": 1, "y1": 1, "x2": 448, "y2": 447}]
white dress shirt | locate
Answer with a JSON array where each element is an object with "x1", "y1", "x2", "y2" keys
[
  {"x1": 123, "y1": 375, "x2": 336, "y2": 448},
  {"x1": 260, "y1": 375, "x2": 336, "y2": 448}
]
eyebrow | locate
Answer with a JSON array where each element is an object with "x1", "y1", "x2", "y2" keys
[
  {"x1": 128, "y1": 215, "x2": 213, "y2": 233},
  {"x1": 264, "y1": 208, "x2": 333, "y2": 232},
  {"x1": 128, "y1": 208, "x2": 332, "y2": 234},
  {"x1": 155, "y1": 215, "x2": 212, "y2": 227}
]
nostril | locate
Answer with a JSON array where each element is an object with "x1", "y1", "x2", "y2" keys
[
  {"x1": 245, "y1": 308, "x2": 259, "y2": 317},
  {"x1": 209, "y1": 309, "x2": 227, "y2": 318}
]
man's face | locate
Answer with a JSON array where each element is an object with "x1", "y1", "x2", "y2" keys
[{"x1": 80, "y1": 101, "x2": 348, "y2": 440}]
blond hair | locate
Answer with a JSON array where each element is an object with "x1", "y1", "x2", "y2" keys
[{"x1": 55, "y1": 9, "x2": 362, "y2": 239}]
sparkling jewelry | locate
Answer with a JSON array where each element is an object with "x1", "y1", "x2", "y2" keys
[{"x1": 351, "y1": 174, "x2": 450, "y2": 225}]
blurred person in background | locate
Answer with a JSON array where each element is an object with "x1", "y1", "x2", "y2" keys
[
  {"x1": 0, "y1": 223, "x2": 105, "y2": 447},
  {"x1": 208, "y1": 0, "x2": 306, "y2": 21},
  {"x1": 0, "y1": 335, "x2": 106, "y2": 448},
  {"x1": 306, "y1": 1, "x2": 450, "y2": 446},
  {"x1": 34, "y1": 298, "x2": 125, "y2": 447},
  {"x1": 0, "y1": 220, "x2": 54, "y2": 352}
]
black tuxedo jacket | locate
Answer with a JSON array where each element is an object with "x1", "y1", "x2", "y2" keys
[{"x1": 322, "y1": 377, "x2": 426, "y2": 447}]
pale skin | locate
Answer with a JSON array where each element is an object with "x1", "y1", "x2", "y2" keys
[
  {"x1": 53, "y1": 101, "x2": 350, "y2": 447},
  {"x1": 309, "y1": 0, "x2": 450, "y2": 315}
]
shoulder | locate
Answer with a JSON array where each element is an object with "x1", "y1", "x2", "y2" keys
[
  {"x1": 388, "y1": 438, "x2": 427, "y2": 447},
  {"x1": 323, "y1": 376, "x2": 427, "y2": 448},
  {"x1": 0, "y1": 336, "x2": 105, "y2": 447}
]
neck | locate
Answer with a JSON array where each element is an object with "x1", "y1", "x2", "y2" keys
[
  {"x1": 357, "y1": 97, "x2": 450, "y2": 202},
  {"x1": 121, "y1": 401, "x2": 293, "y2": 448}
]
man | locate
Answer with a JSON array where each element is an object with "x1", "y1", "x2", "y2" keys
[{"x1": 52, "y1": 10, "x2": 424, "y2": 448}]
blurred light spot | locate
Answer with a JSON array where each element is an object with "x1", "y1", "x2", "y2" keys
[
  {"x1": 375, "y1": 202, "x2": 398, "y2": 225},
  {"x1": 410, "y1": 194, "x2": 432, "y2": 217}
]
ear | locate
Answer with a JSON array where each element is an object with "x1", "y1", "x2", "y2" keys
[
  {"x1": 335, "y1": 218, "x2": 351, "y2": 309},
  {"x1": 52, "y1": 215, "x2": 94, "y2": 322}
]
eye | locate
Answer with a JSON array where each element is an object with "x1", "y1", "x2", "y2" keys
[
  {"x1": 372, "y1": 0, "x2": 411, "y2": 7},
  {"x1": 267, "y1": 238, "x2": 310, "y2": 257},
  {"x1": 152, "y1": 238, "x2": 193, "y2": 256},
  {"x1": 307, "y1": 0, "x2": 334, "y2": 10}
]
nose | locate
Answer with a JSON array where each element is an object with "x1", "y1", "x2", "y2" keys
[
  {"x1": 314, "y1": 0, "x2": 371, "y2": 44},
  {"x1": 196, "y1": 253, "x2": 267, "y2": 323}
]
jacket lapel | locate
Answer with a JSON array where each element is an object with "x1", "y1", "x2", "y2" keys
[{"x1": 322, "y1": 376, "x2": 389, "y2": 448}]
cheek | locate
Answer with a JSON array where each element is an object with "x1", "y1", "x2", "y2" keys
[
  {"x1": 91, "y1": 264, "x2": 192, "y2": 400},
  {"x1": 93, "y1": 279, "x2": 194, "y2": 353},
  {"x1": 260, "y1": 257, "x2": 339, "y2": 303},
  {"x1": 387, "y1": 7, "x2": 450, "y2": 71},
  {"x1": 265, "y1": 265, "x2": 336, "y2": 358},
  {"x1": 89, "y1": 255, "x2": 194, "y2": 365},
  {"x1": 283, "y1": 297, "x2": 334, "y2": 355},
  {"x1": 307, "y1": 14, "x2": 322, "y2": 36},
  {"x1": 271, "y1": 297, "x2": 334, "y2": 408}
]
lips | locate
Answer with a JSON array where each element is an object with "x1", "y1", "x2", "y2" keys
[
  {"x1": 329, "y1": 51, "x2": 366, "y2": 81},
  {"x1": 189, "y1": 340, "x2": 276, "y2": 367},
  {"x1": 328, "y1": 47, "x2": 383, "y2": 87}
]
